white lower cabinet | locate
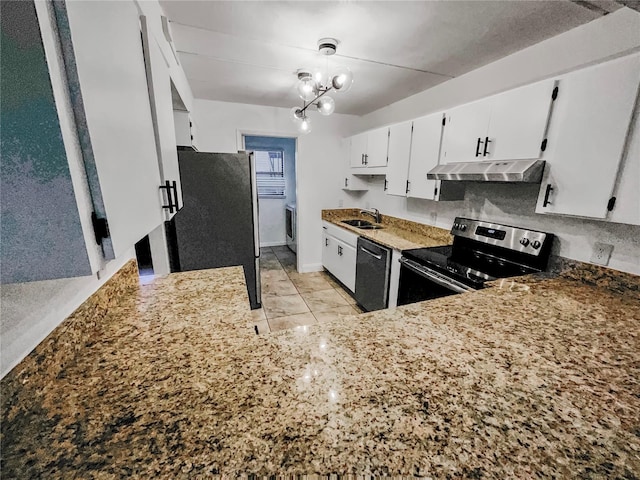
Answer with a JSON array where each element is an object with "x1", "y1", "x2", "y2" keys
[
  {"x1": 322, "y1": 222, "x2": 358, "y2": 292},
  {"x1": 535, "y1": 53, "x2": 640, "y2": 220}
]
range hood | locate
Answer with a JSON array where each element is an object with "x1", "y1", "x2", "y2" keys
[{"x1": 427, "y1": 159, "x2": 546, "y2": 183}]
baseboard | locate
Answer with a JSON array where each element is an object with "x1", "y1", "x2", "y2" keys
[
  {"x1": 260, "y1": 241, "x2": 287, "y2": 247},
  {"x1": 299, "y1": 263, "x2": 323, "y2": 273}
]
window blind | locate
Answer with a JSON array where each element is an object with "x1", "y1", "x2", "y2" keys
[{"x1": 255, "y1": 150, "x2": 286, "y2": 198}]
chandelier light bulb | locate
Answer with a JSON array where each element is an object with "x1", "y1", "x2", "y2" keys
[
  {"x1": 289, "y1": 40, "x2": 352, "y2": 134},
  {"x1": 290, "y1": 106, "x2": 304, "y2": 123},
  {"x1": 332, "y1": 67, "x2": 354, "y2": 93},
  {"x1": 297, "y1": 75, "x2": 317, "y2": 102},
  {"x1": 298, "y1": 116, "x2": 312, "y2": 134},
  {"x1": 317, "y1": 96, "x2": 335, "y2": 116},
  {"x1": 312, "y1": 67, "x2": 328, "y2": 89}
]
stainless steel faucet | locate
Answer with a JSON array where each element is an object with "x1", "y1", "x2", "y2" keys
[{"x1": 360, "y1": 208, "x2": 381, "y2": 223}]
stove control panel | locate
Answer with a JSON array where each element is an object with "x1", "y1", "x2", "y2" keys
[{"x1": 451, "y1": 217, "x2": 552, "y2": 256}]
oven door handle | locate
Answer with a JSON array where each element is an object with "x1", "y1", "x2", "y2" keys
[{"x1": 399, "y1": 257, "x2": 475, "y2": 294}]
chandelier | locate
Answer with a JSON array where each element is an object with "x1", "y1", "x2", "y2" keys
[{"x1": 290, "y1": 38, "x2": 354, "y2": 134}]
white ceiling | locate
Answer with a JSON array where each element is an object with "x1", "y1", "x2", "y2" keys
[{"x1": 159, "y1": 1, "x2": 622, "y2": 116}]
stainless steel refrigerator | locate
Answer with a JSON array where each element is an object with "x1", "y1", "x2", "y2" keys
[{"x1": 166, "y1": 151, "x2": 261, "y2": 309}]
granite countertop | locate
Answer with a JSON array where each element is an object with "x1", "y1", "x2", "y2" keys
[
  {"x1": 2, "y1": 261, "x2": 640, "y2": 477},
  {"x1": 322, "y1": 208, "x2": 453, "y2": 250}
]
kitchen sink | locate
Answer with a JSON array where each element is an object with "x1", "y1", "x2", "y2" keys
[{"x1": 341, "y1": 219, "x2": 384, "y2": 230}]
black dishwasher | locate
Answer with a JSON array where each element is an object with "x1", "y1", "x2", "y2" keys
[{"x1": 355, "y1": 237, "x2": 391, "y2": 312}]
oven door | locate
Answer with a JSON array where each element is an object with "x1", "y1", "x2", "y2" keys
[{"x1": 398, "y1": 257, "x2": 475, "y2": 306}]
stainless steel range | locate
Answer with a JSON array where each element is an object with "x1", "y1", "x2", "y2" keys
[{"x1": 398, "y1": 217, "x2": 553, "y2": 305}]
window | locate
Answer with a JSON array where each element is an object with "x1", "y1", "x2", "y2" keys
[{"x1": 255, "y1": 150, "x2": 286, "y2": 198}]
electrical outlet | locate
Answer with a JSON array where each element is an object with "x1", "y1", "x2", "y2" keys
[
  {"x1": 590, "y1": 242, "x2": 613, "y2": 266},
  {"x1": 338, "y1": 199, "x2": 343, "y2": 208}
]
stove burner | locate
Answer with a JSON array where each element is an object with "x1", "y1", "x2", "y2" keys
[{"x1": 402, "y1": 217, "x2": 552, "y2": 290}]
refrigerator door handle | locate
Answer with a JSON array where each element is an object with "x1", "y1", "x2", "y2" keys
[{"x1": 248, "y1": 151, "x2": 260, "y2": 258}]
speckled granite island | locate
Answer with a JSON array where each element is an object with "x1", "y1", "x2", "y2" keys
[{"x1": 2, "y1": 258, "x2": 640, "y2": 477}]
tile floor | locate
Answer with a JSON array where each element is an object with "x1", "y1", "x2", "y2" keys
[{"x1": 252, "y1": 246, "x2": 362, "y2": 333}]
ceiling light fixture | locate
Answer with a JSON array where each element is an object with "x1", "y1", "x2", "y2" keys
[{"x1": 290, "y1": 38, "x2": 353, "y2": 134}]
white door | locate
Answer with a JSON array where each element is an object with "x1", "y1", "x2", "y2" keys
[
  {"x1": 349, "y1": 133, "x2": 368, "y2": 168},
  {"x1": 66, "y1": 0, "x2": 163, "y2": 257},
  {"x1": 141, "y1": 17, "x2": 182, "y2": 215},
  {"x1": 608, "y1": 109, "x2": 640, "y2": 226},
  {"x1": 385, "y1": 121, "x2": 413, "y2": 196},
  {"x1": 484, "y1": 79, "x2": 555, "y2": 161},
  {"x1": 407, "y1": 113, "x2": 445, "y2": 200},
  {"x1": 441, "y1": 99, "x2": 491, "y2": 163},
  {"x1": 322, "y1": 232, "x2": 334, "y2": 271},
  {"x1": 536, "y1": 53, "x2": 640, "y2": 219},
  {"x1": 332, "y1": 238, "x2": 357, "y2": 292},
  {"x1": 366, "y1": 127, "x2": 390, "y2": 167}
]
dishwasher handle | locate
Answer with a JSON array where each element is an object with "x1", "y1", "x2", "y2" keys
[{"x1": 359, "y1": 246, "x2": 383, "y2": 260}]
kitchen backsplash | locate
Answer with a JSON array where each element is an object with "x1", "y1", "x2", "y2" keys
[{"x1": 342, "y1": 178, "x2": 640, "y2": 275}]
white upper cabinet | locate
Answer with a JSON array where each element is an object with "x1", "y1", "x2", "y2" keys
[
  {"x1": 141, "y1": 17, "x2": 182, "y2": 216},
  {"x1": 174, "y1": 110, "x2": 199, "y2": 151},
  {"x1": 441, "y1": 99, "x2": 491, "y2": 163},
  {"x1": 341, "y1": 139, "x2": 368, "y2": 191},
  {"x1": 66, "y1": 0, "x2": 163, "y2": 257},
  {"x1": 441, "y1": 79, "x2": 555, "y2": 163},
  {"x1": 535, "y1": 53, "x2": 640, "y2": 220},
  {"x1": 349, "y1": 132, "x2": 368, "y2": 168},
  {"x1": 484, "y1": 79, "x2": 555, "y2": 161},
  {"x1": 366, "y1": 127, "x2": 390, "y2": 167},
  {"x1": 608, "y1": 106, "x2": 640, "y2": 226},
  {"x1": 385, "y1": 122, "x2": 413, "y2": 196},
  {"x1": 407, "y1": 113, "x2": 445, "y2": 200},
  {"x1": 349, "y1": 128, "x2": 389, "y2": 169}
]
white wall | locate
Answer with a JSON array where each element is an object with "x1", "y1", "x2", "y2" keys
[
  {"x1": 191, "y1": 99, "x2": 362, "y2": 271},
  {"x1": 345, "y1": 8, "x2": 640, "y2": 275}
]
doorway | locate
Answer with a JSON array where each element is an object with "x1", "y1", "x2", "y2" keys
[
  {"x1": 134, "y1": 235, "x2": 154, "y2": 284},
  {"x1": 243, "y1": 136, "x2": 297, "y2": 254}
]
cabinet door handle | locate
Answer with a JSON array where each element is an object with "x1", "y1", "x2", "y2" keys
[
  {"x1": 364, "y1": 154, "x2": 368, "y2": 165},
  {"x1": 475, "y1": 137, "x2": 484, "y2": 157},
  {"x1": 361, "y1": 153, "x2": 365, "y2": 165},
  {"x1": 384, "y1": 179, "x2": 388, "y2": 191},
  {"x1": 483, "y1": 137, "x2": 491, "y2": 156},
  {"x1": 345, "y1": 178, "x2": 348, "y2": 187},
  {"x1": 325, "y1": 238, "x2": 329, "y2": 246},
  {"x1": 160, "y1": 180, "x2": 180, "y2": 213},
  {"x1": 543, "y1": 184, "x2": 553, "y2": 207},
  {"x1": 405, "y1": 180, "x2": 410, "y2": 194},
  {"x1": 338, "y1": 245, "x2": 343, "y2": 256}
]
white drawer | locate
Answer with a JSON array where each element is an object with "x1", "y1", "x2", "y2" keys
[{"x1": 322, "y1": 221, "x2": 359, "y2": 247}]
